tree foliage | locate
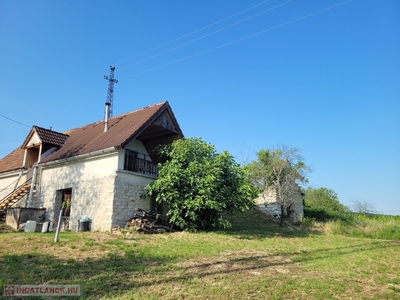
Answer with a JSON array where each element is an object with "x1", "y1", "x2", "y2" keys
[
  {"x1": 246, "y1": 145, "x2": 310, "y2": 226},
  {"x1": 303, "y1": 187, "x2": 351, "y2": 222},
  {"x1": 145, "y1": 137, "x2": 257, "y2": 231},
  {"x1": 304, "y1": 187, "x2": 349, "y2": 213}
]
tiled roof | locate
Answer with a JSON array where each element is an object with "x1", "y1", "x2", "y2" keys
[
  {"x1": 0, "y1": 147, "x2": 25, "y2": 173},
  {"x1": 34, "y1": 126, "x2": 69, "y2": 146},
  {"x1": 0, "y1": 101, "x2": 183, "y2": 173},
  {"x1": 41, "y1": 101, "x2": 181, "y2": 163}
]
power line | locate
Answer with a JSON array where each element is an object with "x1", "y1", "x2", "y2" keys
[
  {"x1": 0, "y1": 114, "x2": 31, "y2": 128},
  {"x1": 117, "y1": 0, "x2": 292, "y2": 72},
  {"x1": 114, "y1": 0, "x2": 273, "y2": 66},
  {"x1": 121, "y1": 0, "x2": 353, "y2": 79}
]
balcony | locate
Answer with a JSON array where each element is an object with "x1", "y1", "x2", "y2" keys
[{"x1": 124, "y1": 150, "x2": 158, "y2": 176}]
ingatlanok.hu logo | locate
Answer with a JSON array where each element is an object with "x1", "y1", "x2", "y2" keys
[{"x1": 3, "y1": 285, "x2": 81, "y2": 297}]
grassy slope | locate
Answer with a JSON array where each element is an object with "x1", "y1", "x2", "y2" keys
[{"x1": 0, "y1": 209, "x2": 399, "y2": 299}]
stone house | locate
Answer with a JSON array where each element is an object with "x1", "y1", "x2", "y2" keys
[
  {"x1": 0, "y1": 102, "x2": 183, "y2": 231},
  {"x1": 254, "y1": 182, "x2": 304, "y2": 222}
]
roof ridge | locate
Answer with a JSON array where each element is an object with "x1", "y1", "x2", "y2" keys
[
  {"x1": 112, "y1": 101, "x2": 167, "y2": 119},
  {"x1": 63, "y1": 101, "x2": 168, "y2": 134},
  {"x1": 33, "y1": 125, "x2": 69, "y2": 137}
]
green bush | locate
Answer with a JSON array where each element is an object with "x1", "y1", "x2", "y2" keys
[
  {"x1": 303, "y1": 187, "x2": 353, "y2": 224},
  {"x1": 145, "y1": 137, "x2": 257, "y2": 231},
  {"x1": 304, "y1": 206, "x2": 355, "y2": 223}
]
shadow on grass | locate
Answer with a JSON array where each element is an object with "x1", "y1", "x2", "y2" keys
[
  {"x1": 0, "y1": 249, "x2": 176, "y2": 299},
  {"x1": 177, "y1": 239, "x2": 400, "y2": 275},
  {"x1": 218, "y1": 222, "x2": 320, "y2": 239},
  {"x1": 1, "y1": 237, "x2": 398, "y2": 299}
]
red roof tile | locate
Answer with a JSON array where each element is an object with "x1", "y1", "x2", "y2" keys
[
  {"x1": 0, "y1": 101, "x2": 183, "y2": 173},
  {"x1": 0, "y1": 147, "x2": 25, "y2": 173},
  {"x1": 44, "y1": 101, "x2": 183, "y2": 162},
  {"x1": 33, "y1": 126, "x2": 69, "y2": 146}
]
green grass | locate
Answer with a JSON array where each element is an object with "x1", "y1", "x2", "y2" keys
[
  {"x1": 1, "y1": 209, "x2": 399, "y2": 299},
  {"x1": 311, "y1": 213, "x2": 400, "y2": 240}
]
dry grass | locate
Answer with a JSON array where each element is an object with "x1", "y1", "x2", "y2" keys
[
  {"x1": 1, "y1": 210, "x2": 399, "y2": 299},
  {"x1": 312, "y1": 216, "x2": 400, "y2": 240},
  {"x1": 0, "y1": 223, "x2": 14, "y2": 233}
]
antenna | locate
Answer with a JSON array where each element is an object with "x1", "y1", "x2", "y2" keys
[{"x1": 104, "y1": 65, "x2": 118, "y2": 118}]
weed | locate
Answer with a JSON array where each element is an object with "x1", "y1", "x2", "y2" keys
[{"x1": 0, "y1": 210, "x2": 399, "y2": 299}]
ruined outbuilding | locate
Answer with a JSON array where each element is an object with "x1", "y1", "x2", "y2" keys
[{"x1": 254, "y1": 183, "x2": 304, "y2": 222}]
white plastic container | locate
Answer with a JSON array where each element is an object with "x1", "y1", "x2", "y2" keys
[
  {"x1": 25, "y1": 220, "x2": 36, "y2": 232},
  {"x1": 41, "y1": 222, "x2": 49, "y2": 233}
]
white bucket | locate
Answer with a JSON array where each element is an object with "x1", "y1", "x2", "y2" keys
[{"x1": 25, "y1": 220, "x2": 36, "y2": 232}]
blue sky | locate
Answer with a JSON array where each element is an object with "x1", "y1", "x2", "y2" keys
[{"x1": 1, "y1": 0, "x2": 399, "y2": 214}]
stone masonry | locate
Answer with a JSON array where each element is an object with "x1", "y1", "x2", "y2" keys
[
  {"x1": 254, "y1": 183, "x2": 304, "y2": 222},
  {"x1": 111, "y1": 171, "x2": 153, "y2": 229}
]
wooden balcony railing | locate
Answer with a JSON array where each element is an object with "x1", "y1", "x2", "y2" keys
[{"x1": 124, "y1": 151, "x2": 158, "y2": 176}]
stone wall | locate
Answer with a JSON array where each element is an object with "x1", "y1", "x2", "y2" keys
[
  {"x1": 254, "y1": 184, "x2": 304, "y2": 222},
  {"x1": 111, "y1": 171, "x2": 154, "y2": 229}
]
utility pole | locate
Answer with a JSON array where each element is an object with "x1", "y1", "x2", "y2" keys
[{"x1": 104, "y1": 66, "x2": 118, "y2": 118}]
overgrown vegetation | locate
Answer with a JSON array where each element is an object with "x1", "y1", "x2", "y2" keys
[
  {"x1": 303, "y1": 187, "x2": 352, "y2": 223},
  {"x1": 303, "y1": 187, "x2": 400, "y2": 240},
  {"x1": 1, "y1": 209, "x2": 399, "y2": 299},
  {"x1": 313, "y1": 213, "x2": 400, "y2": 240},
  {"x1": 145, "y1": 137, "x2": 257, "y2": 231},
  {"x1": 245, "y1": 145, "x2": 310, "y2": 226}
]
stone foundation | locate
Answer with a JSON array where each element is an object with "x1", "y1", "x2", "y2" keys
[{"x1": 111, "y1": 171, "x2": 153, "y2": 229}]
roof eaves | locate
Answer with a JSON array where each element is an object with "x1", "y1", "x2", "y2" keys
[
  {"x1": 120, "y1": 101, "x2": 169, "y2": 149},
  {"x1": 164, "y1": 104, "x2": 184, "y2": 137},
  {"x1": 40, "y1": 146, "x2": 118, "y2": 167},
  {"x1": 21, "y1": 127, "x2": 37, "y2": 149}
]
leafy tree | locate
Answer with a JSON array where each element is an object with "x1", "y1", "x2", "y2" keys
[
  {"x1": 303, "y1": 187, "x2": 350, "y2": 222},
  {"x1": 304, "y1": 187, "x2": 349, "y2": 213},
  {"x1": 246, "y1": 145, "x2": 310, "y2": 227},
  {"x1": 145, "y1": 137, "x2": 257, "y2": 231}
]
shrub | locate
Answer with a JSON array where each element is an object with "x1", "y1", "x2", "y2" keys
[{"x1": 145, "y1": 138, "x2": 257, "y2": 231}]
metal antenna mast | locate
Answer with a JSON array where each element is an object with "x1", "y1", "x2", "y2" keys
[{"x1": 104, "y1": 65, "x2": 118, "y2": 118}]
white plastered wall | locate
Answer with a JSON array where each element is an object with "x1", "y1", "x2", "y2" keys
[
  {"x1": 27, "y1": 139, "x2": 158, "y2": 231},
  {"x1": 0, "y1": 170, "x2": 30, "y2": 206},
  {"x1": 35, "y1": 153, "x2": 119, "y2": 231},
  {"x1": 0, "y1": 171, "x2": 21, "y2": 200}
]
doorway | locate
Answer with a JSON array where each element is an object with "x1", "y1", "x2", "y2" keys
[{"x1": 61, "y1": 189, "x2": 72, "y2": 217}]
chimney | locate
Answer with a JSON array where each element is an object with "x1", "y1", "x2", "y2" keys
[{"x1": 104, "y1": 102, "x2": 110, "y2": 132}]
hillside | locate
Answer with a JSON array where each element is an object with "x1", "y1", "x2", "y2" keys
[{"x1": 1, "y1": 209, "x2": 399, "y2": 299}]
